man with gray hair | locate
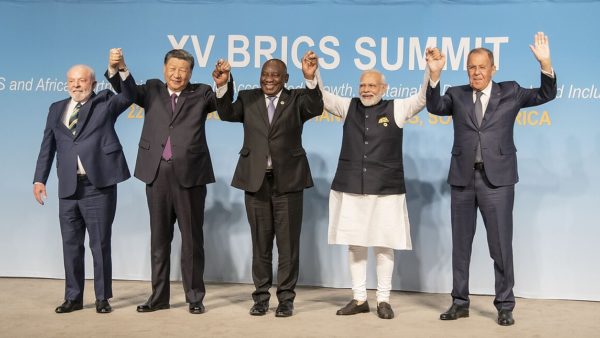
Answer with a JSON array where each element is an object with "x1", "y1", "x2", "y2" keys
[{"x1": 303, "y1": 48, "x2": 440, "y2": 319}]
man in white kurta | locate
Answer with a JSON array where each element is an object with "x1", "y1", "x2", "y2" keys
[{"x1": 303, "y1": 49, "x2": 439, "y2": 319}]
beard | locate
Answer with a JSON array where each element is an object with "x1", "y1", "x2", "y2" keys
[
  {"x1": 359, "y1": 93, "x2": 383, "y2": 107},
  {"x1": 69, "y1": 89, "x2": 93, "y2": 102}
]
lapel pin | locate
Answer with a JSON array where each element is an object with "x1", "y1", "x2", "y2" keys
[{"x1": 280, "y1": 101, "x2": 285, "y2": 105}]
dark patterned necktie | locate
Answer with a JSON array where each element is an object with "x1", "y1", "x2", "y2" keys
[{"x1": 68, "y1": 102, "x2": 82, "y2": 135}]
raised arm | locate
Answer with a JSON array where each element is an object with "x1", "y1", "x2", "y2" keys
[
  {"x1": 529, "y1": 31, "x2": 553, "y2": 74},
  {"x1": 214, "y1": 59, "x2": 244, "y2": 122},
  {"x1": 520, "y1": 32, "x2": 557, "y2": 107},
  {"x1": 106, "y1": 48, "x2": 136, "y2": 118},
  {"x1": 105, "y1": 48, "x2": 146, "y2": 107},
  {"x1": 425, "y1": 47, "x2": 454, "y2": 116},
  {"x1": 303, "y1": 51, "x2": 351, "y2": 118}
]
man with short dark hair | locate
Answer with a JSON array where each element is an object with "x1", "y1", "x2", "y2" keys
[
  {"x1": 106, "y1": 49, "x2": 231, "y2": 314},
  {"x1": 427, "y1": 32, "x2": 556, "y2": 326},
  {"x1": 215, "y1": 53, "x2": 323, "y2": 317}
]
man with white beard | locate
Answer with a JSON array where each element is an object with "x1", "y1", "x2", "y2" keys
[{"x1": 303, "y1": 48, "x2": 440, "y2": 319}]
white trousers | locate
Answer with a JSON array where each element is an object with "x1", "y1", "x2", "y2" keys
[{"x1": 348, "y1": 245, "x2": 394, "y2": 303}]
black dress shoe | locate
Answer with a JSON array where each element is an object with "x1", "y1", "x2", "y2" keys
[
  {"x1": 498, "y1": 309, "x2": 515, "y2": 326},
  {"x1": 377, "y1": 302, "x2": 394, "y2": 319},
  {"x1": 275, "y1": 301, "x2": 294, "y2": 317},
  {"x1": 440, "y1": 304, "x2": 469, "y2": 320},
  {"x1": 336, "y1": 300, "x2": 370, "y2": 315},
  {"x1": 55, "y1": 300, "x2": 83, "y2": 314},
  {"x1": 136, "y1": 303, "x2": 170, "y2": 312},
  {"x1": 249, "y1": 301, "x2": 269, "y2": 316},
  {"x1": 95, "y1": 299, "x2": 112, "y2": 314},
  {"x1": 189, "y1": 302, "x2": 205, "y2": 314}
]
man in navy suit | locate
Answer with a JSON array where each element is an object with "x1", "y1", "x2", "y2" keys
[
  {"x1": 33, "y1": 49, "x2": 135, "y2": 314},
  {"x1": 427, "y1": 32, "x2": 556, "y2": 326}
]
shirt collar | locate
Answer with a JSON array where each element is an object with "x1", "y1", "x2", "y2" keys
[
  {"x1": 474, "y1": 81, "x2": 493, "y2": 97},
  {"x1": 167, "y1": 88, "x2": 181, "y2": 97},
  {"x1": 70, "y1": 98, "x2": 88, "y2": 106},
  {"x1": 264, "y1": 89, "x2": 283, "y2": 100}
]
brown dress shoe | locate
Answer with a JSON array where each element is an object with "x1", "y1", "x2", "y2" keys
[
  {"x1": 377, "y1": 302, "x2": 394, "y2": 319},
  {"x1": 336, "y1": 300, "x2": 370, "y2": 315}
]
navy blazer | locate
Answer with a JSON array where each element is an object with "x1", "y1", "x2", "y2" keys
[
  {"x1": 426, "y1": 73, "x2": 557, "y2": 187},
  {"x1": 216, "y1": 86, "x2": 323, "y2": 193},
  {"x1": 33, "y1": 74, "x2": 135, "y2": 198}
]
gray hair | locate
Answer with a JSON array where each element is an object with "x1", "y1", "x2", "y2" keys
[
  {"x1": 468, "y1": 48, "x2": 494, "y2": 66},
  {"x1": 67, "y1": 64, "x2": 96, "y2": 81},
  {"x1": 360, "y1": 69, "x2": 386, "y2": 84}
]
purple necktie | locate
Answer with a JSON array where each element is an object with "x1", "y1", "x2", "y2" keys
[
  {"x1": 162, "y1": 93, "x2": 177, "y2": 160},
  {"x1": 267, "y1": 96, "x2": 276, "y2": 124}
]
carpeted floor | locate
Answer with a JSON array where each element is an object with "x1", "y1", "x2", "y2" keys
[{"x1": 1, "y1": 277, "x2": 598, "y2": 337}]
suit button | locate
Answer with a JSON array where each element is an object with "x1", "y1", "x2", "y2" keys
[
  {"x1": 364, "y1": 155, "x2": 367, "y2": 159},
  {"x1": 366, "y1": 127, "x2": 369, "y2": 131},
  {"x1": 366, "y1": 115, "x2": 369, "y2": 118},
  {"x1": 364, "y1": 141, "x2": 368, "y2": 145},
  {"x1": 363, "y1": 168, "x2": 367, "y2": 172},
  {"x1": 170, "y1": 126, "x2": 173, "y2": 129}
]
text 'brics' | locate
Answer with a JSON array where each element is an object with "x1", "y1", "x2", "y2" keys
[{"x1": 168, "y1": 35, "x2": 509, "y2": 71}]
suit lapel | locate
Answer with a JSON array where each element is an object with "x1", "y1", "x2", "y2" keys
[
  {"x1": 160, "y1": 85, "x2": 174, "y2": 121},
  {"x1": 482, "y1": 82, "x2": 501, "y2": 127},
  {"x1": 73, "y1": 92, "x2": 96, "y2": 138},
  {"x1": 55, "y1": 100, "x2": 73, "y2": 136},
  {"x1": 464, "y1": 86, "x2": 478, "y2": 128},
  {"x1": 270, "y1": 88, "x2": 290, "y2": 128},
  {"x1": 172, "y1": 84, "x2": 194, "y2": 122},
  {"x1": 254, "y1": 90, "x2": 270, "y2": 128}
]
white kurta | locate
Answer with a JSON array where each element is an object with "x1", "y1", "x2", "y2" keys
[{"x1": 307, "y1": 67, "x2": 430, "y2": 250}]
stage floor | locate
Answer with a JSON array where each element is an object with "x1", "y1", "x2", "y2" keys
[{"x1": 1, "y1": 277, "x2": 598, "y2": 337}]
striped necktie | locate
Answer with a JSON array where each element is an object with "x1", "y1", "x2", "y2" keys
[{"x1": 68, "y1": 102, "x2": 82, "y2": 135}]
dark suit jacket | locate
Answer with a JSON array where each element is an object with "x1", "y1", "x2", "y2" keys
[
  {"x1": 33, "y1": 74, "x2": 135, "y2": 198},
  {"x1": 217, "y1": 86, "x2": 323, "y2": 193},
  {"x1": 426, "y1": 73, "x2": 557, "y2": 187},
  {"x1": 107, "y1": 74, "x2": 226, "y2": 187}
]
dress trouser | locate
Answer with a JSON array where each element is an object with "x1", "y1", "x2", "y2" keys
[
  {"x1": 245, "y1": 171, "x2": 303, "y2": 304},
  {"x1": 348, "y1": 245, "x2": 394, "y2": 303},
  {"x1": 145, "y1": 159, "x2": 207, "y2": 306},
  {"x1": 450, "y1": 166, "x2": 515, "y2": 311},
  {"x1": 59, "y1": 175, "x2": 116, "y2": 302}
]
